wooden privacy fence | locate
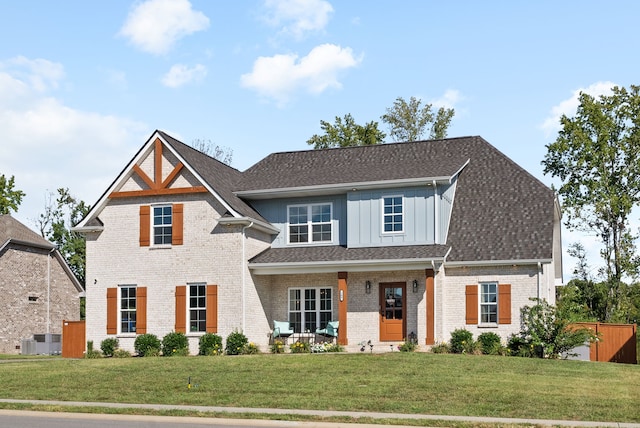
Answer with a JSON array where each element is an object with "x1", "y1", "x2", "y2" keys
[
  {"x1": 62, "y1": 320, "x2": 85, "y2": 358},
  {"x1": 575, "y1": 322, "x2": 637, "y2": 364}
]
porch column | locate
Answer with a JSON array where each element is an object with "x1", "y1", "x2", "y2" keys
[
  {"x1": 338, "y1": 271, "x2": 348, "y2": 345},
  {"x1": 426, "y1": 268, "x2": 435, "y2": 345}
]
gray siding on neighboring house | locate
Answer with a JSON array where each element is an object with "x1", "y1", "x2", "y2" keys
[{"x1": 347, "y1": 186, "x2": 436, "y2": 247}]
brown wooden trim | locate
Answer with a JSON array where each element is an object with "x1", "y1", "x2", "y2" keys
[
  {"x1": 110, "y1": 186, "x2": 207, "y2": 199},
  {"x1": 154, "y1": 138, "x2": 163, "y2": 187},
  {"x1": 161, "y1": 162, "x2": 184, "y2": 189},
  {"x1": 425, "y1": 269, "x2": 435, "y2": 345},
  {"x1": 465, "y1": 285, "x2": 478, "y2": 324},
  {"x1": 175, "y1": 285, "x2": 186, "y2": 333},
  {"x1": 133, "y1": 164, "x2": 156, "y2": 189},
  {"x1": 106, "y1": 288, "x2": 117, "y2": 334},
  {"x1": 337, "y1": 272, "x2": 348, "y2": 345},
  {"x1": 206, "y1": 285, "x2": 218, "y2": 333},
  {"x1": 498, "y1": 284, "x2": 511, "y2": 324},
  {"x1": 137, "y1": 287, "x2": 147, "y2": 334},
  {"x1": 139, "y1": 205, "x2": 150, "y2": 247},
  {"x1": 172, "y1": 203, "x2": 184, "y2": 245}
]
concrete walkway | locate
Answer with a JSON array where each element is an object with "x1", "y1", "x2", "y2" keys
[{"x1": 1, "y1": 399, "x2": 639, "y2": 428}]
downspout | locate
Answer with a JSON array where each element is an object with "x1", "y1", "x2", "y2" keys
[
  {"x1": 433, "y1": 180, "x2": 439, "y2": 244},
  {"x1": 241, "y1": 222, "x2": 254, "y2": 332},
  {"x1": 47, "y1": 246, "x2": 55, "y2": 334},
  {"x1": 537, "y1": 262, "x2": 542, "y2": 300}
]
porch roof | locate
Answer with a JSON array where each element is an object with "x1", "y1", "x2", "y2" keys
[{"x1": 248, "y1": 244, "x2": 450, "y2": 274}]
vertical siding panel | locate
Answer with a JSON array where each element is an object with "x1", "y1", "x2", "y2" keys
[{"x1": 175, "y1": 285, "x2": 186, "y2": 333}]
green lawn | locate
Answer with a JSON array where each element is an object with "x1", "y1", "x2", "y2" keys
[{"x1": 0, "y1": 353, "x2": 638, "y2": 424}]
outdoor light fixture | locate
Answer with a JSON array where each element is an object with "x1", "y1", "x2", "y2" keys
[
  {"x1": 412, "y1": 279, "x2": 418, "y2": 293},
  {"x1": 365, "y1": 280, "x2": 371, "y2": 294}
]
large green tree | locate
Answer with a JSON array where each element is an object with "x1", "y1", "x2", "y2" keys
[
  {"x1": 307, "y1": 114, "x2": 386, "y2": 149},
  {"x1": 37, "y1": 188, "x2": 90, "y2": 287},
  {"x1": 0, "y1": 174, "x2": 25, "y2": 215},
  {"x1": 381, "y1": 96, "x2": 455, "y2": 142},
  {"x1": 542, "y1": 85, "x2": 640, "y2": 321}
]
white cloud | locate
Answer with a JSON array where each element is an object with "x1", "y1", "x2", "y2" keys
[
  {"x1": 119, "y1": 0, "x2": 209, "y2": 55},
  {"x1": 541, "y1": 81, "x2": 616, "y2": 137},
  {"x1": 0, "y1": 56, "x2": 146, "y2": 228},
  {"x1": 263, "y1": 0, "x2": 334, "y2": 39},
  {"x1": 431, "y1": 89, "x2": 462, "y2": 110},
  {"x1": 161, "y1": 63, "x2": 207, "y2": 88},
  {"x1": 240, "y1": 43, "x2": 362, "y2": 105}
]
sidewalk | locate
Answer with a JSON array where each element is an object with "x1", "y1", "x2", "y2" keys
[{"x1": 1, "y1": 399, "x2": 639, "y2": 428}]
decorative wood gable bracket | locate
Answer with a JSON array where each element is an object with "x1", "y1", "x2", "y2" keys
[{"x1": 110, "y1": 138, "x2": 207, "y2": 199}]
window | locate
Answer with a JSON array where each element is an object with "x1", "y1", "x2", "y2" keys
[
  {"x1": 189, "y1": 283, "x2": 206, "y2": 332},
  {"x1": 383, "y1": 196, "x2": 403, "y2": 233},
  {"x1": 287, "y1": 203, "x2": 332, "y2": 244},
  {"x1": 153, "y1": 205, "x2": 172, "y2": 245},
  {"x1": 480, "y1": 282, "x2": 498, "y2": 324},
  {"x1": 288, "y1": 287, "x2": 332, "y2": 333},
  {"x1": 120, "y1": 286, "x2": 137, "y2": 333}
]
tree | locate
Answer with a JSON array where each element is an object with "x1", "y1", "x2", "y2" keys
[
  {"x1": 0, "y1": 174, "x2": 26, "y2": 215},
  {"x1": 191, "y1": 139, "x2": 233, "y2": 165},
  {"x1": 381, "y1": 96, "x2": 455, "y2": 142},
  {"x1": 306, "y1": 114, "x2": 386, "y2": 149},
  {"x1": 37, "y1": 188, "x2": 90, "y2": 287},
  {"x1": 541, "y1": 85, "x2": 640, "y2": 321}
]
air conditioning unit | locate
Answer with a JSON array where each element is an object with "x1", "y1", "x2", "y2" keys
[
  {"x1": 33, "y1": 333, "x2": 62, "y2": 355},
  {"x1": 21, "y1": 338, "x2": 37, "y2": 355}
]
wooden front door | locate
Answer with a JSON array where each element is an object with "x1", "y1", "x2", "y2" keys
[{"x1": 379, "y1": 282, "x2": 406, "y2": 341}]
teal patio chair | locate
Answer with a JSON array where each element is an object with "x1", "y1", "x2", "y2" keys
[
  {"x1": 315, "y1": 320, "x2": 339, "y2": 342},
  {"x1": 272, "y1": 320, "x2": 294, "y2": 343}
]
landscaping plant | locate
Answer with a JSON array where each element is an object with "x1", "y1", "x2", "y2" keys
[
  {"x1": 100, "y1": 337, "x2": 119, "y2": 357},
  {"x1": 134, "y1": 333, "x2": 161, "y2": 357},
  {"x1": 198, "y1": 333, "x2": 223, "y2": 356},
  {"x1": 162, "y1": 332, "x2": 189, "y2": 356},
  {"x1": 225, "y1": 330, "x2": 248, "y2": 355}
]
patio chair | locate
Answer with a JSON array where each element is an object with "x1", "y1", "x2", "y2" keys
[
  {"x1": 315, "y1": 320, "x2": 339, "y2": 342},
  {"x1": 272, "y1": 320, "x2": 294, "y2": 343}
]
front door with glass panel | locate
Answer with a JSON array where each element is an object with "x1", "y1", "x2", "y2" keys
[{"x1": 379, "y1": 282, "x2": 406, "y2": 341}]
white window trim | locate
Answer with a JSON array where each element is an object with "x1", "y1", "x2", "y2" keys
[
  {"x1": 381, "y1": 194, "x2": 404, "y2": 234},
  {"x1": 187, "y1": 282, "x2": 207, "y2": 334},
  {"x1": 286, "y1": 202, "x2": 333, "y2": 245},
  {"x1": 287, "y1": 287, "x2": 333, "y2": 333},
  {"x1": 151, "y1": 203, "x2": 173, "y2": 247},
  {"x1": 118, "y1": 284, "x2": 137, "y2": 336},
  {"x1": 479, "y1": 281, "x2": 498, "y2": 326}
]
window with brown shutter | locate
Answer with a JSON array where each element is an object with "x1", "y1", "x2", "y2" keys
[
  {"x1": 172, "y1": 203, "x2": 183, "y2": 245},
  {"x1": 139, "y1": 206, "x2": 150, "y2": 246}
]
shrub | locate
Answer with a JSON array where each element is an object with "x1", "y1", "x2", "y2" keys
[
  {"x1": 290, "y1": 341, "x2": 310, "y2": 353},
  {"x1": 243, "y1": 342, "x2": 260, "y2": 354},
  {"x1": 270, "y1": 339, "x2": 285, "y2": 354},
  {"x1": 507, "y1": 334, "x2": 535, "y2": 357},
  {"x1": 477, "y1": 332, "x2": 503, "y2": 355},
  {"x1": 398, "y1": 340, "x2": 418, "y2": 352},
  {"x1": 134, "y1": 333, "x2": 161, "y2": 357},
  {"x1": 162, "y1": 331, "x2": 189, "y2": 356},
  {"x1": 113, "y1": 349, "x2": 131, "y2": 358},
  {"x1": 85, "y1": 340, "x2": 103, "y2": 359},
  {"x1": 324, "y1": 343, "x2": 344, "y2": 352},
  {"x1": 100, "y1": 337, "x2": 119, "y2": 357},
  {"x1": 225, "y1": 330, "x2": 248, "y2": 355},
  {"x1": 450, "y1": 328, "x2": 475, "y2": 354},
  {"x1": 199, "y1": 333, "x2": 223, "y2": 356}
]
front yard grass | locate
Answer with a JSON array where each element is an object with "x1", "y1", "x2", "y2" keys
[{"x1": 0, "y1": 352, "x2": 638, "y2": 423}]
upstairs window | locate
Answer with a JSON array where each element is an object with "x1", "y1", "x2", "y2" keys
[
  {"x1": 383, "y1": 196, "x2": 403, "y2": 233},
  {"x1": 153, "y1": 205, "x2": 172, "y2": 245},
  {"x1": 288, "y1": 203, "x2": 332, "y2": 244},
  {"x1": 480, "y1": 282, "x2": 498, "y2": 324}
]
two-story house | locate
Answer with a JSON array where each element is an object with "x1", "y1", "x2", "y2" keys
[{"x1": 74, "y1": 130, "x2": 561, "y2": 353}]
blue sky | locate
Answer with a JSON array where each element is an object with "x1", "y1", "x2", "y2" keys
[{"x1": 2, "y1": 0, "x2": 639, "y2": 279}]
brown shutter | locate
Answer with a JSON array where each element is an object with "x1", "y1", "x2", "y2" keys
[
  {"x1": 172, "y1": 203, "x2": 183, "y2": 245},
  {"x1": 465, "y1": 285, "x2": 478, "y2": 325},
  {"x1": 175, "y1": 285, "x2": 186, "y2": 333},
  {"x1": 106, "y1": 288, "x2": 117, "y2": 334},
  {"x1": 139, "y1": 205, "x2": 150, "y2": 247},
  {"x1": 498, "y1": 284, "x2": 512, "y2": 324},
  {"x1": 137, "y1": 287, "x2": 147, "y2": 334},
  {"x1": 206, "y1": 284, "x2": 218, "y2": 333}
]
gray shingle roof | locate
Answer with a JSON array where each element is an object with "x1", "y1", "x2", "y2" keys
[{"x1": 0, "y1": 214, "x2": 53, "y2": 249}]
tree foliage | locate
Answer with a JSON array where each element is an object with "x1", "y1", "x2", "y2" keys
[
  {"x1": 191, "y1": 139, "x2": 233, "y2": 165},
  {"x1": 0, "y1": 174, "x2": 26, "y2": 215},
  {"x1": 542, "y1": 85, "x2": 640, "y2": 320},
  {"x1": 307, "y1": 114, "x2": 386, "y2": 149},
  {"x1": 381, "y1": 96, "x2": 455, "y2": 142},
  {"x1": 37, "y1": 188, "x2": 90, "y2": 286}
]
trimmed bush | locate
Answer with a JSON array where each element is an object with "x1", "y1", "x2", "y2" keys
[
  {"x1": 162, "y1": 331, "x2": 189, "y2": 356},
  {"x1": 478, "y1": 332, "x2": 502, "y2": 355},
  {"x1": 225, "y1": 330, "x2": 248, "y2": 355},
  {"x1": 198, "y1": 333, "x2": 223, "y2": 356},
  {"x1": 100, "y1": 337, "x2": 119, "y2": 357},
  {"x1": 450, "y1": 328, "x2": 475, "y2": 354},
  {"x1": 134, "y1": 333, "x2": 161, "y2": 357}
]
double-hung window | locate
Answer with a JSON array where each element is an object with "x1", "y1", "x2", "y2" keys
[
  {"x1": 383, "y1": 196, "x2": 403, "y2": 233},
  {"x1": 153, "y1": 205, "x2": 172, "y2": 245},
  {"x1": 288, "y1": 287, "x2": 333, "y2": 333},
  {"x1": 288, "y1": 203, "x2": 332, "y2": 244},
  {"x1": 189, "y1": 283, "x2": 207, "y2": 332},
  {"x1": 480, "y1": 282, "x2": 498, "y2": 324},
  {"x1": 120, "y1": 285, "x2": 137, "y2": 333}
]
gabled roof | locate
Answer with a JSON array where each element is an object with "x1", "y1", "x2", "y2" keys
[{"x1": 0, "y1": 214, "x2": 53, "y2": 249}]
